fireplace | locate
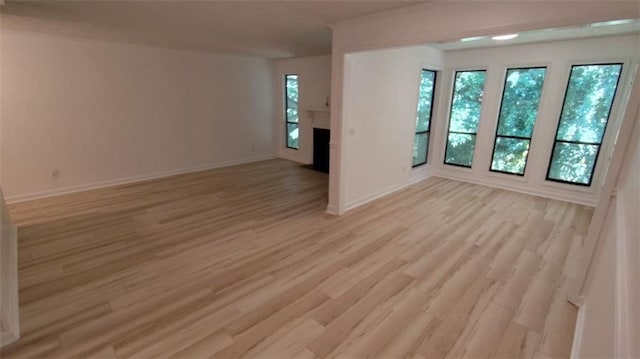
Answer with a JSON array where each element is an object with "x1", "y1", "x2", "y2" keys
[{"x1": 313, "y1": 128, "x2": 330, "y2": 174}]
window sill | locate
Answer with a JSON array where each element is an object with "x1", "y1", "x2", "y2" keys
[
  {"x1": 539, "y1": 178, "x2": 596, "y2": 194},
  {"x1": 484, "y1": 169, "x2": 528, "y2": 183}
]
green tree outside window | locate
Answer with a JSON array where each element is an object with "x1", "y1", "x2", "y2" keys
[
  {"x1": 285, "y1": 74, "x2": 299, "y2": 149},
  {"x1": 547, "y1": 64, "x2": 622, "y2": 185},
  {"x1": 445, "y1": 70, "x2": 487, "y2": 167},
  {"x1": 491, "y1": 67, "x2": 547, "y2": 175},
  {"x1": 413, "y1": 70, "x2": 437, "y2": 167}
]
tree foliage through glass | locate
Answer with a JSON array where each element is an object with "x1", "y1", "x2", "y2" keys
[
  {"x1": 285, "y1": 74, "x2": 299, "y2": 149},
  {"x1": 491, "y1": 67, "x2": 546, "y2": 175},
  {"x1": 445, "y1": 70, "x2": 486, "y2": 167},
  {"x1": 548, "y1": 64, "x2": 622, "y2": 185},
  {"x1": 413, "y1": 70, "x2": 436, "y2": 166}
]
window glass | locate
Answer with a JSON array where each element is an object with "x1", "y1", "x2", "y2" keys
[
  {"x1": 547, "y1": 64, "x2": 622, "y2": 185},
  {"x1": 444, "y1": 70, "x2": 487, "y2": 167},
  {"x1": 285, "y1": 74, "x2": 299, "y2": 149},
  {"x1": 413, "y1": 70, "x2": 437, "y2": 167},
  {"x1": 491, "y1": 67, "x2": 546, "y2": 175}
]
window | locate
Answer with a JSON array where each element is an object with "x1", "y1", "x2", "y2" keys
[
  {"x1": 490, "y1": 67, "x2": 547, "y2": 175},
  {"x1": 412, "y1": 69, "x2": 437, "y2": 167},
  {"x1": 547, "y1": 63, "x2": 623, "y2": 185},
  {"x1": 285, "y1": 74, "x2": 299, "y2": 149},
  {"x1": 444, "y1": 70, "x2": 487, "y2": 167}
]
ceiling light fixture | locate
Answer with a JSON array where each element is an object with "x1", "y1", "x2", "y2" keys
[
  {"x1": 590, "y1": 19, "x2": 635, "y2": 27},
  {"x1": 491, "y1": 33, "x2": 519, "y2": 41},
  {"x1": 460, "y1": 36, "x2": 486, "y2": 42}
]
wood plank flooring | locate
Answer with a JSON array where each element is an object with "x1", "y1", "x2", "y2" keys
[{"x1": 1, "y1": 159, "x2": 591, "y2": 358}]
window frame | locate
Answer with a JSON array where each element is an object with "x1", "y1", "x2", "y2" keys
[
  {"x1": 489, "y1": 66, "x2": 548, "y2": 177},
  {"x1": 443, "y1": 69, "x2": 488, "y2": 168},
  {"x1": 545, "y1": 62, "x2": 623, "y2": 187},
  {"x1": 284, "y1": 73, "x2": 299, "y2": 150},
  {"x1": 412, "y1": 69, "x2": 438, "y2": 168}
]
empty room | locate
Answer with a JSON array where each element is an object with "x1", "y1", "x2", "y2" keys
[{"x1": 1, "y1": 1, "x2": 639, "y2": 358}]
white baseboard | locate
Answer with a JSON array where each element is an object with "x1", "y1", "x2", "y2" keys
[
  {"x1": 326, "y1": 203, "x2": 340, "y2": 216},
  {"x1": 432, "y1": 172, "x2": 598, "y2": 207},
  {"x1": 344, "y1": 174, "x2": 433, "y2": 213},
  {"x1": 0, "y1": 331, "x2": 19, "y2": 348},
  {"x1": 570, "y1": 300, "x2": 587, "y2": 359},
  {"x1": 6, "y1": 154, "x2": 277, "y2": 204},
  {"x1": 570, "y1": 193, "x2": 639, "y2": 359},
  {"x1": 614, "y1": 192, "x2": 639, "y2": 358}
]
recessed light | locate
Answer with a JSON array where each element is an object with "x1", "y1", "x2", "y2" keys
[
  {"x1": 590, "y1": 19, "x2": 635, "y2": 27},
  {"x1": 460, "y1": 36, "x2": 486, "y2": 42},
  {"x1": 491, "y1": 34, "x2": 519, "y2": 41}
]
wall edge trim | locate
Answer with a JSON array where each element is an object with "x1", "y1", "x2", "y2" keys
[
  {"x1": 343, "y1": 171, "x2": 433, "y2": 213},
  {"x1": 570, "y1": 300, "x2": 586, "y2": 359},
  {"x1": 6, "y1": 154, "x2": 277, "y2": 204},
  {"x1": 432, "y1": 173, "x2": 598, "y2": 207}
]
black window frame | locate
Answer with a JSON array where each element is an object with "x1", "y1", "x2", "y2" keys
[
  {"x1": 546, "y1": 62, "x2": 623, "y2": 187},
  {"x1": 412, "y1": 69, "x2": 438, "y2": 168},
  {"x1": 443, "y1": 69, "x2": 487, "y2": 168},
  {"x1": 489, "y1": 66, "x2": 548, "y2": 177},
  {"x1": 284, "y1": 73, "x2": 299, "y2": 150}
]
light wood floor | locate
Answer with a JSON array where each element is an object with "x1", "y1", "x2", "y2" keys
[{"x1": 1, "y1": 159, "x2": 591, "y2": 359}]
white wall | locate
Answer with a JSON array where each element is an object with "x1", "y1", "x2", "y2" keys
[
  {"x1": 575, "y1": 107, "x2": 640, "y2": 359},
  {"x1": 575, "y1": 203, "x2": 617, "y2": 358},
  {"x1": 340, "y1": 34, "x2": 638, "y2": 210},
  {"x1": 275, "y1": 55, "x2": 331, "y2": 164},
  {"x1": 342, "y1": 46, "x2": 444, "y2": 209},
  {"x1": 1, "y1": 29, "x2": 276, "y2": 201},
  {"x1": 613, "y1": 109, "x2": 640, "y2": 359}
]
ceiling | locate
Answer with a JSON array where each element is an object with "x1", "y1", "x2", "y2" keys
[
  {"x1": 430, "y1": 18, "x2": 640, "y2": 51},
  {"x1": 0, "y1": 0, "x2": 426, "y2": 58}
]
